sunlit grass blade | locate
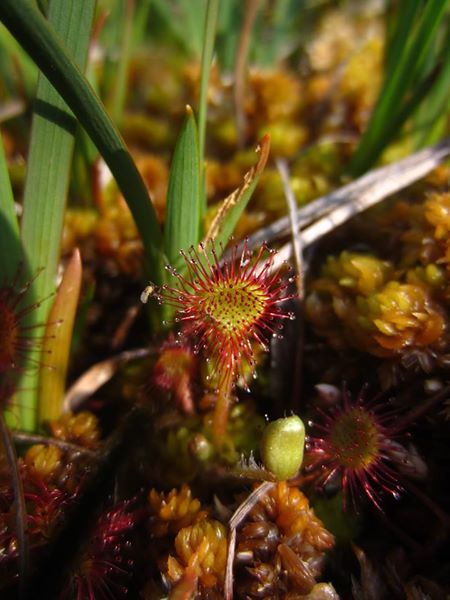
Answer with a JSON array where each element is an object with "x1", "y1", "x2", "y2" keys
[
  {"x1": 0, "y1": 129, "x2": 21, "y2": 280},
  {"x1": 0, "y1": 0, "x2": 165, "y2": 282},
  {"x1": 349, "y1": 0, "x2": 448, "y2": 175},
  {"x1": 13, "y1": 0, "x2": 95, "y2": 432},
  {"x1": 38, "y1": 248, "x2": 82, "y2": 425},
  {"x1": 164, "y1": 106, "x2": 201, "y2": 266}
]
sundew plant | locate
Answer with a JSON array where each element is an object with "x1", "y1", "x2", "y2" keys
[{"x1": 0, "y1": 1, "x2": 450, "y2": 598}]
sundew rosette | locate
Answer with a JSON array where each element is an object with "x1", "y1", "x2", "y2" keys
[{"x1": 154, "y1": 241, "x2": 295, "y2": 443}]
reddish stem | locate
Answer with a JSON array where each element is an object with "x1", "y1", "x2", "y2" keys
[{"x1": 212, "y1": 365, "x2": 235, "y2": 445}]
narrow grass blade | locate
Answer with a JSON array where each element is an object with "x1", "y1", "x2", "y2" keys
[
  {"x1": 0, "y1": 0, "x2": 165, "y2": 281},
  {"x1": 216, "y1": 1, "x2": 241, "y2": 73},
  {"x1": 110, "y1": 0, "x2": 135, "y2": 126},
  {"x1": 350, "y1": 0, "x2": 448, "y2": 175},
  {"x1": 203, "y1": 134, "x2": 270, "y2": 252},
  {"x1": 198, "y1": 0, "x2": 220, "y2": 215},
  {"x1": 179, "y1": 0, "x2": 206, "y2": 57},
  {"x1": 14, "y1": 0, "x2": 95, "y2": 432},
  {"x1": 384, "y1": 1, "x2": 421, "y2": 80},
  {"x1": 0, "y1": 129, "x2": 21, "y2": 280},
  {"x1": 0, "y1": 24, "x2": 37, "y2": 99},
  {"x1": 252, "y1": 0, "x2": 295, "y2": 67},
  {"x1": 234, "y1": 0, "x2": 259, "y2": 147},
  {"x1": 133, "y1": 0, "x2": 152, "y2": 46},
  {"x1": 38, "y1": 248, "x2": 82, "y2": 425},
  {"x1": 413, "y1": 25, "x2": 450, "y2": 148},
  {"x1": 148, "y1": 0, "x2": 203, "y2": 56},
  {"x1": 164, "y1": 106, "x2": 201, "y2": 266}
]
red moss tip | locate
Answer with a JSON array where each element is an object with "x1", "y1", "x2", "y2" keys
[
  {"x1": 159, "y1": 240, "x2": 295, "y2": 387},
  {"x1": 63, "y1": 500, "x2": 142, "y2": 600},
  {"x1": 305, "y1": 388, "x2": 404, "y2": 510}
]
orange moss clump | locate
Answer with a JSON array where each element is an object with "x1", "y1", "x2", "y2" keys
[
  {"x1": 148, "y1": 484, "x2": 206, "y2": 537},
  {"x1": 356, "y1": 281, "x2": 444, "y2": 355},
  {"x1": 306, "y1": 250, "x2": 445, "y2": 356},
  {"x1": 167, "y1": 518, "x2": 228, "y2": 589},
  {"x1": 24, "y1": 444, "x2": 64, "y2": 483},
  {"x1": 235, "y1": 482, "x2": 334, "y2": 597},
  {"x1": 148, "y1": 485, "x2": 227, "y2": 596},
  {"x1": 49, "y1": 411, "x2": 101, "y2": 449}
]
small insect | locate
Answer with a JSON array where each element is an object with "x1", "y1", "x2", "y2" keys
[{"x1": 140, "y1": 283, "x2": 157, "y2": 304}]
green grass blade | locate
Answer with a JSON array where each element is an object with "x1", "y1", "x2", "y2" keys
[
  {"x1": 0, "y1": 0, "x2": 165, "y2": 281},
  {"x1": 0, "y1": 128, "x2": 21, "y2": 280},
  {"x1": 148, "y1": 0, "x2": 201, "y2": 56},
  {"x1": 110, "y1": 0, "x2": 135, "y2": 126},
  {"x1": 14, "y1": 0, "x2": 95, "y2": 431},
  {"x1": 0, "y1": 24, "x2": 37, "y2": 99},
  {"x1": 198, "y1": 0, "x2": 220, "y2": 169},
  {"x1": 384, "y1": 0, "x2": 421, "y2": 79},
  {"x1": 413, "y1": 26, "x2": 450, "y2": 148},
  {"x1": 350, "y1": 0, "x2": 448, "y2": 175},
  {"x1": 198, "y1": 0, "x2": 220, "y2": 218},
  {"x1": 216, "y1": 0, "x2": 240, "y2": 73},
  {"x1": 179, "y1": 0, "x2": 206, "y2": 57},
  {"x1": 164, "y1": 107, "x2": 201, "y2": 266},
  {"x1": 133, "y1": 0, "x2": 152, "y2": 47}
]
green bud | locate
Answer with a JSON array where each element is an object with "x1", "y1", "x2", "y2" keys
[{"x1": 261, "y1": 415, "x2": 305, "y2": 480}]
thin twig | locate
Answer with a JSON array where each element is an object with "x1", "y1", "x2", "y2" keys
[
  {"x1": 224, "y1": 481, "x2": 275, "y2": 600},
  {"x1": 268, "y1": 138, "x2": 450, "y2": 273},
  {"x1": 275, "y1": 159, "x2": 305, "y2": 412},
  {"x1": 0, "y1": 411, "x2": 29, "y2": 600},
  {"x1": 12, "y1": 431, "x2": 98, "y2": 458},
  {"x1": 276, "y1": 158, "x2": 303, "y2": 297},
  {"x1": 241, "y1": 137, "x2": 450, "y2": 256},
  {"x1": 224, "y1": 528, "x2": 236, "y2": 600}
]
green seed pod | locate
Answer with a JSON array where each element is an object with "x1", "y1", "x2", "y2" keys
[{"x1": 261, "y1": 415, "x2": 305, "y2": 480}]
